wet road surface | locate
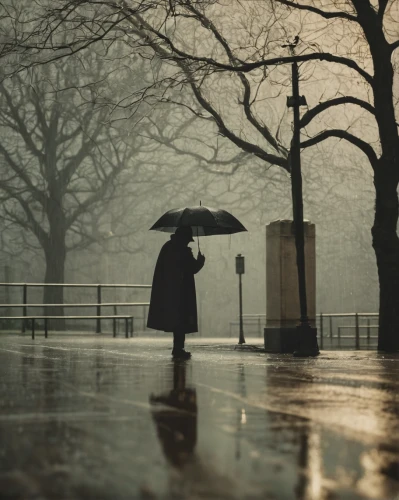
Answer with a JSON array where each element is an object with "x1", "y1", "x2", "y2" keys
[{"x1": 0, "y1": 335, "x2": 398, "y2": 499}]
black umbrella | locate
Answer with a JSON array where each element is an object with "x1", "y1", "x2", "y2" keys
[{"x1": 150, "y1": 203, "x2": 247, "y2": 251}]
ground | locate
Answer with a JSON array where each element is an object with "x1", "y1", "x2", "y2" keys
[{"x1": 0, "y1": 335, "x2": 398, "y2": 500}]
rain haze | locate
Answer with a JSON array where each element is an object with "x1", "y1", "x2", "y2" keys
[{"x1": 0, "y1": 1, "x2": 397, "y2": 499}]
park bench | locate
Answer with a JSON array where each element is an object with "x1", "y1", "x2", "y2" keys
[{"x1": 0, "y1": 314, "x2": 134, "y2": 339}]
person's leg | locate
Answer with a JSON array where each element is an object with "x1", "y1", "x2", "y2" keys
[
  {"x1": 173, "y1": 331, "x2": 185, "y2": 349},
  {"x1": 172, "y1": 331, "x2": 190, "y2": 358},
  {"x1": 173, "y1": 331, "x2": 183, "y2": 351}
]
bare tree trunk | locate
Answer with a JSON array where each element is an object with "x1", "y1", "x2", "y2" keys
[
  {"x1": 43, "y1": 214, "x2": 67, "y2": 330},
  {"x1": 43, "y1": 245, "x2": 66, "y2": 304},
  {"x1": 366, "y1": 22, "x2": 399, "y2": 352},
  {"x1": 372, "y1": 166, "x2": 399, "y2": 352}
]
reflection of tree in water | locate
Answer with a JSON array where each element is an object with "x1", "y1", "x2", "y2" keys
[
  {"x1": 0, "y1": 345, "x2": 126, "y2": 500},
  {"x1": 356, "y1": 356, "x2": 399, "y2": 500},
  {"x1": 264, "y1": 362, "x2": 399, "y2": 500},
  {"x1": 358, "y1": 445, "x2": 399, "y2": 500},
  {"x1": 263, "y1": 364, "x2": 330, "y2": 500},
  {"x1": 0, "y1": 348, "x2": 75, "y2": 498}
]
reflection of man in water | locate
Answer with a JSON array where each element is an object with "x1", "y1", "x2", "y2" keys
[
  {"x1": 147, "y1": 226, "x2": 205, "y2": 359},
  {"x1": 149, "y1": 361, "x2": 237, "y2": 499},
  {"x1": 150, "y1": 361, "x2": 197, "y2": 467}
]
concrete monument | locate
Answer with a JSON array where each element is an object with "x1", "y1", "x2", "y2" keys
[{"x1": 264, "y1": 220, "x2": 316, "y2": 352}]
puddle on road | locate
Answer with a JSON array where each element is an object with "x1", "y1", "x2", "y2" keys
[{"x1": 0, "y1": 337, "x2": 398, "y2": 499}]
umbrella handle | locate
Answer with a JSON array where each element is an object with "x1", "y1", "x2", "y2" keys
[{"x1": 196, "y1": 227, "x2": 201, "y2": 254}]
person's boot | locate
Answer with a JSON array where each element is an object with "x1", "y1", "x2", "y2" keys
[
  {"x1": 172, "y1": 349, "x2": 191, "y2": 360},
  {"x1": 172, "y1": 332, "x2": 190, "y2": 359}
]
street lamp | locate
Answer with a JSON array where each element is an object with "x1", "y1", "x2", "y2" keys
[
  {"x1": 287, "y1": 61, "x2": 319, "y2": 357},
  {"x1": 236, "y1": 253, "x2": 246, "y2": 345}
]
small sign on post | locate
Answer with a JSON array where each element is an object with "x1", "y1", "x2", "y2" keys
[{"x1": 236, "y1": 254, "x2": 245, "y2": 275}]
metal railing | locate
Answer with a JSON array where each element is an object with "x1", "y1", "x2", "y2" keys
[
  {"x1": 318, "y1": 312, "x2": 378, "y2": 349},
  {"x1": 230, "y1": 312, "x2": 379, "y2": 349},
  {"x1": 230, "y1": 314, "x2": 266, "y2": 337},
  {"x1": 0, "y1": 283, "x2": 151, "y2": 333},
  {"x1": 0, "y1": 283, "x2": 380, "y2": 347}
]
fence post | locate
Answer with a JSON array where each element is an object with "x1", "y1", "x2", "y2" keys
[
  {"x1": 113, "y1": 305, "x2": 119, "y2": 335},
  {"x1": 319, "y1": 313, "x2": 323, "y2": 350},
  {"x1": 143, "y1": 305, "x2": 146, "y2": 332},
  {"x1": 96, "y1": 285, "x2": 102, "y2": 333},
  {"x1": 4, "y1": 266, "x2": 11, "y2": 317},
  {"x1": 367, "y1": 318, "x2": 370, "y2": 347},
  {"x1": 329, "y1": 315, "x2": 333, "y2": 340},
  {"x1": 22, "y1": 284, "x2": 27, "y2": 333},
  {"x1": 355, "y1": 313, "x2": 360, "y2": 349}
]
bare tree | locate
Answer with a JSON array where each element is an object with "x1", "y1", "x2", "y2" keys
[
  {"x1": 2, "y1": 0, "x2": 398, "y2": 350},
  {"x1": 131, "y1": 0, "x2": 397, "y2": 350},
  {"x1": 0, "y1": 50, "x2": 157, "y2": 310},
  {"x1": 141, "y1": 0, "x2": 398, "y2": 351}
]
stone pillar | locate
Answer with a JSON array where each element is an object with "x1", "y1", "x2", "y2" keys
[{"x1": 264, "y1": 220, "x2": 316, "y2": 352}]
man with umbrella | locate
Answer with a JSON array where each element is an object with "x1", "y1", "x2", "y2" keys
[
  {"x1": 147, "y1": 226, "x2": 205, "y2": 359},
  {"x1": 147, "y1": 204, "x2": 246, "y2": 359}
]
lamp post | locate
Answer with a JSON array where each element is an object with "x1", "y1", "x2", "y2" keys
[
  {"x1": 236, "y1": 254, "x2": 246, "y2": 345},
  {"x1": 287, "y1": 61, "x2": 319, "y2": 357}
]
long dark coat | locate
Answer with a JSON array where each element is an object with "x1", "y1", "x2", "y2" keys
[{"x1": 147, "y1": 235, "x2": 204, "y2": 334}]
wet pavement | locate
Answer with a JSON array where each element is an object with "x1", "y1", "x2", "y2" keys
[{"x1": 0, "y1": 335, "x2": 398, "y2": 500}]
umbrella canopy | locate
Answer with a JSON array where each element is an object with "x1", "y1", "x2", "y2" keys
[{"x1": 149, "y1": 205, "x2": 247, "y2": 237}]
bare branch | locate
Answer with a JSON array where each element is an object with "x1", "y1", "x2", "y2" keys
[
  {"x1": 378, "y1": 0, "x2": 389, "y2": 19},
  {"x1": 190, "y1": 81, "x2": 288, "y2": 170},
  {"x1": 274, "y1": 0, "x2": 358, "y2": 22},
  {"x1": 144, "y1": 121, "x2": 249, "y2": 174},
  {"x1": 0, "y1": 183, "x2": 48, "y2": 247},
  {"x1": 185, "y1": 3, "x2": 287, "y2": 156},
  {"x1": 141, "y1": 21, "x2": 373, "y2": 85},
  {"x1": 301, "y1": 129, "x2": 378, "y2": 169},
  {"x1": 391, "y1": 40, "x2": 399, "y2": 53},
  {"x1": 0, "y1": 83, "x2": 45, "y2": 161},
  {"x1": 0, "y1": 142, "x2": 46, "y2": 206},
  {"x1": 300, "y1": 97, "x2": 375, "y2": 128}
]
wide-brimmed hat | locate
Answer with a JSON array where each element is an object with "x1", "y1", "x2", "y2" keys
[{"x1": 175, "y1": 226, "x2": 194, "y2": 242}]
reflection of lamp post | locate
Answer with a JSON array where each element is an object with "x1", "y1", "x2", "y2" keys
[
  {"x1": 235, "y1": 363, "x2": 247, "y2": 459},
  {"x1": 287, "y1": 61, "x2": 319, "y2": 357},
  {"x1": 236, "y1": 254, "x2": 246, "y2": 345}
]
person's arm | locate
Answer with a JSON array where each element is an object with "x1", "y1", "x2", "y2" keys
[{"x1": 186, "y1": 248, "x2": 205, "y2": 274}]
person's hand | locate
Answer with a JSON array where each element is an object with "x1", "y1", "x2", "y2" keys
[{"x1": 197, "y1": 251, "x2": 206, "y2": 265}]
